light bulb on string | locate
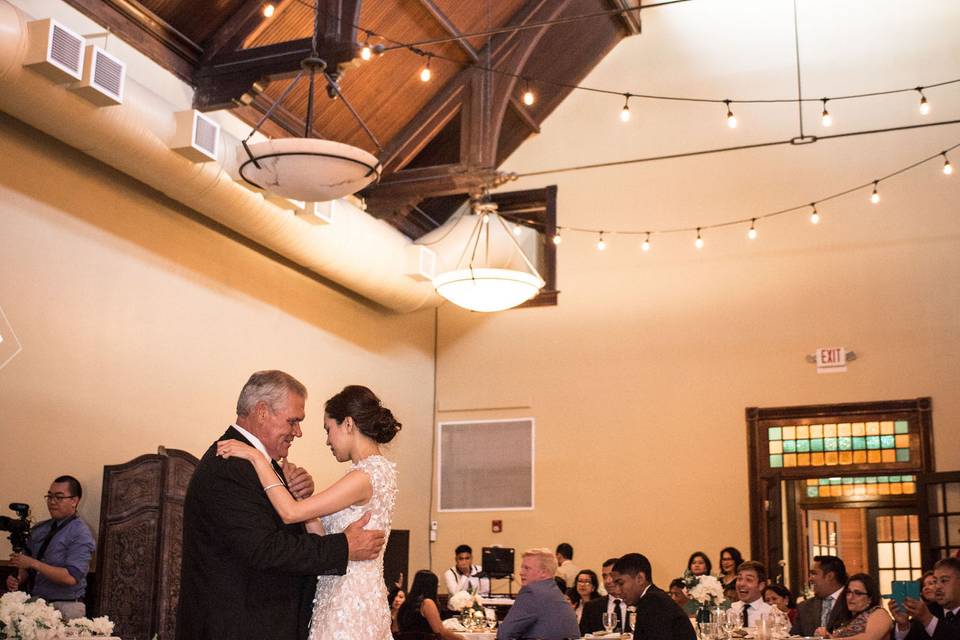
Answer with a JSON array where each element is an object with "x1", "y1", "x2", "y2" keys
[
  {"x1": 943, "y1": 153, "x2": 953, "y2": 175},
  {"x1": 262, "y1": 3, "x2": 275, "y2": 17},
  {"x1": 695, "y1": 228, "x2": 704, "y2": 249},
  {"x1": 810, "y1": 204, "x2": 820, "y2": 225},
  {"x1": 917, "y1": 88, "x2": 930, "y2": 115},
  {"x1": 419, "y1": 56, "x2": 432, "y2": 82},
  {"x1": 724, "y1": 100, "x2": 737, "y2": 128},
  {"x1": 870, "y1": 181, "x2": 880, "y2": 204},
  {"x1": 552, "y1": 230, "x2": 562, "y2": 245},
  {"x1": 596, "y1": 232, "x2": 607, "y2": 251},
  {"x1": 360, "y1": 36, "x2": 373, "y2": 61},
  {"x1": 522, "y1": 79, "x2": 535, "y2": 106},
  {"x1": 513, "y1": 223, "x2": 523, "y2": 236},
  {"x1": 641, "y1": 232, "x2": 651, "y2": 253},
  {"x1": 620, "y1": 94, "x2": 631, "y2": 123},
  {"x1": 747, "y1": 219, "x2": 758, "y2": 240},
  {"x1": 821, "y1": 99, "x2": 832, "y2": 127}
]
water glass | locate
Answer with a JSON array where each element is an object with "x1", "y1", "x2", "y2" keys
[{"x1": 602, "y1": 612, "x2": 616, "y2": 633}]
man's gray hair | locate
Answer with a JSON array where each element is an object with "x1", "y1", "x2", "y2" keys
[
  {"x1": 522, "y1": 548, "x2": 558, "y2": 576},
  {"x1": 236, "y1": 370, "x2": 307, "y2": 417}
]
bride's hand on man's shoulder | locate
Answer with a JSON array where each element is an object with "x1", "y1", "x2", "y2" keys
[{"x1": 216, "y1": 440, "x2": 258, "y2": 461}]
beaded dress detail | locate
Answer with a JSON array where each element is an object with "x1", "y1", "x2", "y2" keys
[{"x1": 308, "y1": 455, "x2": 397, "y2": 640}]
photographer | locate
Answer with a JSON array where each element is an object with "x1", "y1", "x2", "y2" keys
[{"x1": 6, "y1": 475, "x2": 96, "y2": 621}]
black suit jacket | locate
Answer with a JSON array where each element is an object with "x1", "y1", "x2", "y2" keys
[
  {"x1": 633, "y1": 586, "x2": 697, "y2": 640},
  {"x1": 791, "y1": 595, "x2": 848, "y2": 637},
  {"x1": 903, "y1": 611, "x2": 960, "y2": 640},
  {"x1": 580, "y1": 595, "x2": 611, "y2": 635},
  {"x1": 176, "y1": 428, "x2": 350, "y2": 640}
]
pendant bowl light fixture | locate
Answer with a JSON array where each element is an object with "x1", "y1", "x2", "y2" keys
[{"x1": 433, "y1": 201, "x2": 545, "y2": 312}]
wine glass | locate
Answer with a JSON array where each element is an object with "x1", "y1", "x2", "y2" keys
[
  {"x1": 602, "y1": 612, "x2": 616, "y2": 634},
  {"x1": 485, "y1": 608, "x2": 497, "y2": 631},
  {"x1": 726, "y1": 608, "x2": 743, "y2": 637}
]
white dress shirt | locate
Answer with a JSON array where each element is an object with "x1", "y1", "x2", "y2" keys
[
  {"x1": 444, "y1": 565, "x2": 490, "y2": 608},
  {"x1": 894, "y1": 605, "x2": 960, "y2": 640},
  {"x1": 730, "y1": 598, "x2": 775, "y2": 627}
]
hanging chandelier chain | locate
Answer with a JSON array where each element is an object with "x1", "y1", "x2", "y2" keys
[{"x1": 492, "y1": 213, "x2": 543, "y2": 280}]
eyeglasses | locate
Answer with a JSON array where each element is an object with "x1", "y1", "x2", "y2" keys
[
  {"x1": 847, "y1": 590, "x2": 869, "y2": 597},
  {"x1": 44, "y1": 494, "x2": 77, "y2": 502}
]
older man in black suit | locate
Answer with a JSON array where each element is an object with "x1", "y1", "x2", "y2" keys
[
  {"x1": 612, "y1": 553, "x2": 696, "y2": 640},
  {"x1": 892, "y1": 557, "x2": 960, "y2": 640},
  {"x1": 176, "y1": 370, "x2": 385, "y2": 640},
  {"x1": 792, "y1": 555, "x2": 849, "y2": 637}
]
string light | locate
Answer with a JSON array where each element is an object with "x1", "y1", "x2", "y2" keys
[
  {"x1": 523, "y1": 80, "x2": 535, "y2": 106},
  {"x1": 821, "y1": 99, "x2": 832, "y2": 127},
  {"x1": 641, "y1": 232, "x2": 651, "y2": 252},
  {"x1": 360, "y1": 36, "x2": 373, "y2": 61},
  {"x1": 262, "y1": 3, "x2": 275, "y2": 18},
  {"x1": 620, "y1": 94, "x2": 631, "y2": 123},
  {"x1": 596, "y1": 232, "x2": 607, "y2": 251},
  {"x1": 695, "y1": 228, "x2": 704, "y2": 249},
  {"x1": 917, "y1": 88, "x2": 930, "y2": 115},
  {"x1": 870, "y1": 180, "x2": 880, "y2": 204},
  {"x1": 943, "y1": 153, "x2": 953, "y2": 175},
  {"x1": 513, "y1": 223, "x2": 523, "y2": 236},
  {"x1": 419, "y1": 56, "x2": 432, "y2": 82},
  {"x1": 724, "y1": 100, "x2": 737, "y2": 128},
  {"x1": 810, "y1": 204, "x2": 820, "y2": 225},
  {"x1": 747, "y1": 219, "x2": 758, "y2": 240},
  {"x1": 552, "y1": 230, "x2": 562, "y2": 245}
]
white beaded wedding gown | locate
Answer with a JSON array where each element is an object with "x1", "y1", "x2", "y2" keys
[{"x1": 308, "y1": 455, "x2": 398, "y2": 640}]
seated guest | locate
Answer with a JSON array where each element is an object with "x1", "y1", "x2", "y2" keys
[
  {"x1": 398, "y1": 570, "x2": 466, "y2": 640},
  {"x1": 571, "y1": 570, "x2": 601, "y2": 622},
  {"x1": 724, "y1": 580, "x2": 739, "y2": 604},
  {"x1": 729, "y1": 561, "x2": 775, "y2": 627},
  {"x1": 581, "y1": 558, "x2": 629, "y2": 636},
  {"x1": 671, "y1": 578, "x2": 702, "y2": 617},
  {"x1": 497, "y1": 548, "x2": 580, "y2": 640},
  {"x1": 792, "y1": 555, "x2": 850, "y2": 637},
  {"x1": 765, "y1": 584, "x2": 798, "y2": 624},
  {"x1": 612, "y1": 553, "x2": 696, "y2": 640},
  {"x1": 5, "y1": 475, "x2": 96, "y2": 621},
  {"x1": 444, "y1": 544, "x2": 490, "y2": 608},
  {"x1": 718, "y1": 547, "x2": 745, "y2": 590},
  {"x1": 891, "y1": 557, "x2": 960, "y2": 640},
  {"x1": 816, "y1": 573, "x2": 892, "y2": 640},
  {"x1": 555, "y1": 543, "x2": 579, "y2": 588},
  {"x1": 920, "y1": 571, "x2": 945, "y2": 620},
  {"x1": 688, "y1": 551, "x2": 713, "y2": 577},
  {"x1": 387, "y1": 585, "x2": 405, "y2": 634}
]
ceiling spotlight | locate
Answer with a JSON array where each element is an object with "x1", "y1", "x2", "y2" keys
[
  {"x1": 821, "y1": 99, "x2": 832, "y2": 127},
  {"x1": 747, "y1": 219, "x2": 758, "y2": 240},
  {"x1": 810, "y1": 204, "x2": 820, "y2": 225},
  {"x1": 620, "y1": 94, "x2": 631, "y2": 123},
  {"x1": 420, "y1": 56, "x2": 432, "y2": 82},
  {"x1": 724, "y1": 100, "x2": 737, "y2": 128},
  {"x1": 262, "y1": 3, "x2": 275, "y2": 18}
]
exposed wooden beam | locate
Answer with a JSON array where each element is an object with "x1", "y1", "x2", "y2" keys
[
  {"x1": 609, "y1": 0, "x2": 642, "y2": 35},
  {"x1": 199, "y1": 0, "x2": 273, "y2": 64},
  {"x1": 508, "y1": 97, "x2": 540, "y2": 134},
  {"x1": 417, "y1": 0, "x2": 480, "y2": 63}
]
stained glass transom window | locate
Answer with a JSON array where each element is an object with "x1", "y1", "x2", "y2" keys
[
  {"x1": 804, "y1": 475, "x2": 916, "y2": 498},
  {"x1": 768, "y1": 421, "x2": 910, "y2": 469}
]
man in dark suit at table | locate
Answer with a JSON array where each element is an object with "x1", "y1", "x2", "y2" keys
[
  {"x1": 581, "y1": 557, "x2": 629, "y2": 635},
  {"x1": 791, "y1": 555, "x2": 849, "y2": 637},
  {"x1": 176, "y1": 370, "x2": 385, "y2": 640},
  {"x1": 892, "y1": 557, "x2": 960, "y2": 640},
  {"x1": 613, "y1": 553, "x2": 696, "y2": 640}
]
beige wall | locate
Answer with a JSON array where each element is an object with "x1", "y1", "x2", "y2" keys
[{"x1": 0, "y1": 113, "x2": 436, "y2": 571}]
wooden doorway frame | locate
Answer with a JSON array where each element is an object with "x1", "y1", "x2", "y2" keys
[{"x1": 746, "y1": 398, "x2": 934, "y2": 590}]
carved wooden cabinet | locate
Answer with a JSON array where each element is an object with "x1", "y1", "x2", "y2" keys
[{"x1": 95, "y1": 447, "x2": 198, "y2": 640}]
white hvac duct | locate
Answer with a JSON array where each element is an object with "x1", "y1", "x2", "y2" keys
[{"x1": 0, "y1": 1, "x2": 438, "y2": 313}]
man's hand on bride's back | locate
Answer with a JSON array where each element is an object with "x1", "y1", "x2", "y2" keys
[{"x1": 344, "y1": 512, "x2": 386, "y2": 561}]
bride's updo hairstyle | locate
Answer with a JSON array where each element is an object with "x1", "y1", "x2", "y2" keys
[{"x1": 325, "y1": 385, "x2": 402, "y2": 444}]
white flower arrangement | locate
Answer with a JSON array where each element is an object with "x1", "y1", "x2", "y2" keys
[
  {"x1": 447, "y1": 590, "x2": 484, "y2": 612},
  {"x1": 0, "y1": 592, "x2": 114, "y2": 640},
  {"x1": 685, "y1": 573, "x2": 726, "y2": 606}
]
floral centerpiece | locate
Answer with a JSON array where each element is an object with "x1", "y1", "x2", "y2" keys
[
  {"x1": 448, "y1": 589, "x2": 486, "y2": 630},
  {"x1": 682, "y1": 571, "x2": 726, "y2": 623},
  {"x1": 0, "y1": 592, "x2": 114, "y2": 640}
]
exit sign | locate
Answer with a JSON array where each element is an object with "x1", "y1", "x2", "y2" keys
[{"x1": 816, "y1": 347, "x2": 847, "y2": 374}]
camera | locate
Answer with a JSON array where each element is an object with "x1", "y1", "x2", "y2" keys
[{"x1": 0, "y1": 502, "x2": 32, "y2": 552}]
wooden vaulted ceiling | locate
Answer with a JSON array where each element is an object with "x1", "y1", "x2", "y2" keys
[{"x1": 63, "y1": 0, "x2": 641, "y2": 238}]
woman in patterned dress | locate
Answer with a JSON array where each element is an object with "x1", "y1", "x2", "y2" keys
[
  {"x1": 816, "y1": 573, "x2": 892, "y2": 640},
  {"x1": 217, "y1": 385, "x2": 400, "y2": 640}
]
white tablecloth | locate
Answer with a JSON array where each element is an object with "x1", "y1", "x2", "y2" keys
[{"x1": 460, "y1": 633, "x2": 496, "y2": 640}]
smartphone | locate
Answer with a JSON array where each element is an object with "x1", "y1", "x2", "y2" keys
[{"x1": 888, "y1": 580, "x2": 921, "y2": 602}]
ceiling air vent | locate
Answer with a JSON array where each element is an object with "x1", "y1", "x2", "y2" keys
[
  {"x1": 24, "y1": 19, "x2": 85, "y2": 83},
  {"x1": 171, "y1": 110, "x2": 220, "y2": 162},
  {"x1": 405, "y1": 245, "x2": 436, "y2": 281},
  {"x1": 70, "y1": 46, "x2": 125, "y2": 106},
  {"x1": 295, "y1": 201, "x2": 334, "y2": 226}
]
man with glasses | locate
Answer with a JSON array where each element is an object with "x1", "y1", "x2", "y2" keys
[{"x1": 5, "y1": 475, "x2": 96, "y2": 621}]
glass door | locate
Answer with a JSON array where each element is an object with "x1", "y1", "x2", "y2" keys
[{"x1": 866, "y1": 508, "x2": 922, "y2": 596}]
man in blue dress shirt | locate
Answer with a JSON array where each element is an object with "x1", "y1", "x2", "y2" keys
[
  {"x1": 5, "y1": 475, "x2": 96, "y2": 620},
  {"x1": 497, "y1": 548, "x2": 580, "y2": 640}
]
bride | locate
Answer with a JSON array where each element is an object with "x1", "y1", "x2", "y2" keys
[{"x1": 217, "y1": 385, "x2": 400, "y2": 640}]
